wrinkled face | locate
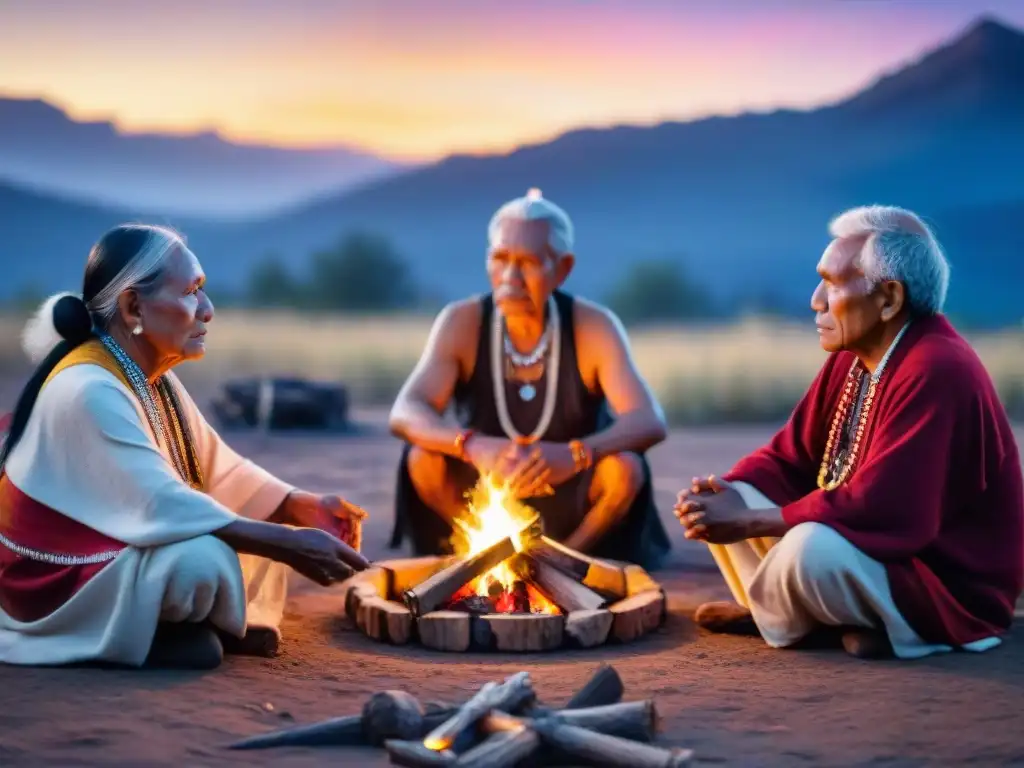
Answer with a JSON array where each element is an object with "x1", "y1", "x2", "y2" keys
[
  {"x1": 486, "y1": 218, "x2": 573, "y2": 319},
  {"x1": 125, "y1": 246, "x2": 214, "y2": 363},
  {"x1": 810, "y1": 236, "x2": 885, "y2": 353}
]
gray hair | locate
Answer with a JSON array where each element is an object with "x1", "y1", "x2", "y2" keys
[
  {"x1": 86, "y1": 224, "x2": 184, "y2": 329},
  {"x1": 829, "y1": 205, "x2": 950, "y2": 316},
  {"x1": 487, "y1": 188, "x2": 574, "y2": 255}
]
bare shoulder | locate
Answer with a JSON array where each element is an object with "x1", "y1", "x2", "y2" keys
[
  {"x1": 421, "y1": 296, "x2": 485, "y2": 377},
  {"x1": 571, "y1": 296, "x2": 629, "y2": 344}
]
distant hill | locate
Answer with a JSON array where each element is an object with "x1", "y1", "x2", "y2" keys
[
  {"x1": 0, "y1": 98, "x2": 406, "y2": 217},
  {"x1": 2, "y1": 16, "x2": 1023, "y2": 326}
]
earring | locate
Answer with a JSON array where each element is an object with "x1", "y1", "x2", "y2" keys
[{"x1": 132, "y1": 325, "x2": 143, "y2": 336}]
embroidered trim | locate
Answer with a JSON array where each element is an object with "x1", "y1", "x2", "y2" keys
[{"x1": 0, "y1": 530, "x2": 122, "y2": 565}]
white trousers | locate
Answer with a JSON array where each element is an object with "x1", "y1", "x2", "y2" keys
[
  {"x1": 706, "y1": 482, "x2": 1000, "y2": 659},
  {"x1": 0, "y1": 535, "x2": 289, "y2": 667}
]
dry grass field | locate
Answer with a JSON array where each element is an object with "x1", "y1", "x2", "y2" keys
[{"x1": 2, "y1": 309, "x2": 1022, "y2": 423}]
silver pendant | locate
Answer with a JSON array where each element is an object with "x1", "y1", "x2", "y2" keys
[{"x1": 519, "y1": 384, "x2": 536, "y2": 401}]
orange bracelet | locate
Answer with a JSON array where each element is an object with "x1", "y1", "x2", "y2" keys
[
  {"x1": 454, "y1": 429, "x2": 474, "y2": 460},
  {"x1": 569, "y1": 439, "x2": 593, "y2": 473}
]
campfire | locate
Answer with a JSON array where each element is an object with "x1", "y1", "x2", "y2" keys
[
  {"x1": 227, "y1": 664, "x2": 695, "y2": 766},
  {"x1": 343, "y1": 475, "x2": 666, "y2": 652}
]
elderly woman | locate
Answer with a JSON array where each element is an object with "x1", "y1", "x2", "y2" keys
[{"x1": 0, "y1": 224, "x2": 371, "y2": 670}]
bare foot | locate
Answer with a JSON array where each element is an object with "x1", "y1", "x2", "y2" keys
[
  {"x1": 841, "y1": 628, "x2": 894, "y2": 659},
  {"x1": 694, "y1": 601, "x2": 761, "y2": 636},
  {"x1": 144, "y1": 623, "x2": 224, "y2": 670}
]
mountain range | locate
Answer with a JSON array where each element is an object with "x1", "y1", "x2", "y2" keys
[
  {"x1": 2, "y1": 15, "x2": 1022, "y2": 326},
  {"x1": 0, "y1": 98, "x2": 404, "y2": 216}
]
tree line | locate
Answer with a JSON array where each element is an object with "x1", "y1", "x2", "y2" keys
[{"x1": 244, "y1": 231, "x2": 715, "y2": 324}]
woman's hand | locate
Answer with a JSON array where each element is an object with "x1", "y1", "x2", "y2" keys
[
  {"x1": 279, "y1": 527, "x2": 371, "y2": 586},
  {"x1": 274, "y1": 491, "x2": 368, "y2": 550}
]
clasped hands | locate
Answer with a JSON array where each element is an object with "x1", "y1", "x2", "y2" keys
[
  {"x1": 463, "y1": 435, "x2": 580, "y2": 499},
  {"x1": 674, "y1": 474, "x2": 770, "y2": 544}
]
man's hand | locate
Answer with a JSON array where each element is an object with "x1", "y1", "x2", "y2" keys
[
  {"x1": 277, "y1": 492, "x2": 368, "y2": 551},
  {"x1": 463, "y1": 435, "x2": 516, "y2": 476},
  {"x1": 502, "y1": 442, "x2": 578, "y2": 499},
  {"x1": 674, "y1": 474, "x2": 760, "y2": 544}
]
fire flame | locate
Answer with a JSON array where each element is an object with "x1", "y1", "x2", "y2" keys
[{"x1": 450, "y1": 474, "x2": 559, "y2": 614}]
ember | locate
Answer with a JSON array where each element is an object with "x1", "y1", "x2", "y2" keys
[{"x1": 445, "y1": 577, "x2": 560, "y2": 615}]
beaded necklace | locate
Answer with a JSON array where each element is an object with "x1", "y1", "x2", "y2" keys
[
  {"x1": 817, "y1": 322, "x2": 911, "y2": 491},
  {"x1": 99, "y1": 334, "x2": 204, "y2": 490},
  {"x1": 490, "y1": 296, "x2": 561, "y2": 443}
]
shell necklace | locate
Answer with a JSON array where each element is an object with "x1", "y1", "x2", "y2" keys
[
  {"x1": 491, "y1": 296, "x2": 560, "y2": 443},
  {"x1": 817, "y1": 322, "x2": 910, "y2": 490}
]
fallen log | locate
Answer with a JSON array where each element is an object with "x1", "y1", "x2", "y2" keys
[{"x1": 532, "y1": 718, "x2": 692, "y2": 768}]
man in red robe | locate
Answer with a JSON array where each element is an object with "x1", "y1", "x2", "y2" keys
[{"x1": 675, "y1": 205, "x2": 1023, "y2": 659}]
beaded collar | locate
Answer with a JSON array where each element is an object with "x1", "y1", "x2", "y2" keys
[
  {"x1": 98, "y1": 334, "x2": 204, "y2": 490},
  {"x1": 817, "y1": 322, "x2": 911, "y2": 491}
]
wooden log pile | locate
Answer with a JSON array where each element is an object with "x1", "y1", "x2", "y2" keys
[{"x1": 226, "y1": 664, "x2": 693, "y2": 766}]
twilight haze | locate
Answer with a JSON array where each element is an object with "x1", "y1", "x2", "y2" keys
[{"x1": 3, "y1": 0, "x2": 1024, "y2": 160}]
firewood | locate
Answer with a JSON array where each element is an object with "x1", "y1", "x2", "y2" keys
[
  {"x1": 403, "y1": 537, "x2": 519, "y2": 617},
  {"x1": 563, "y1": 663, "x2": 624, "y2": 710},
  {"x1": 418, "y1": 611, "x2": 471, "y2": 652},
  {"x1": 564, "y1": 609, "x2": 613, "y2": 648},
  {"x1": 531, "y1": 719, "x2": 692, "y2": 767},
  {"x1": 526, "y1": 557, "x2": 608, "y2": 611},
  {"x1": 608, "y1": 590, "x2": 666, "y2": 643},
  {"x1": 226, "y1": 714, "x2": 365, "y2": 750},
  {"x1": 527, "y1": 536, "x2": 628, "y2": 598},
  {"x1": 379, "y1": 556, "x2": 456, "y2": 597},
  {"x1": 361, "y1": 690, "x2": 428, "y2": 746},
  {"x1": 624, "y1": 564, "x2": 660, "y2": 596},
  {"x1": 342, "y1": 567, "x2": 389, "y2": 621},
  {"x1": 473, "y1": 613, "x2": 565, "y2": 652},
  {"x1": 385, "y1": 739, "x2": 457, "y2": 766},
  {"x1": 422, "y1": 672, "x2": 536, "y2": 752},
  {"x1": 357, "y1": 597, "x2": 413, "y2": 645},
  {"x1": 484, "y1": 700, "x2": 655, "y2": 743},
  {"x1": 453, "y1": 727, "x2": 541, "y2": 768}
]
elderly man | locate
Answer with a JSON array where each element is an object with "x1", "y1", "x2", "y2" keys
[
  {"x1": 388, "y1": 189, "x2": 671, "y2": 569},
  {"x1": 676, "y1": 205, "x2": 1023, "y2": 659}
]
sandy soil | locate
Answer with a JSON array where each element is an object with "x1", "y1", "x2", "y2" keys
[{"x1": 1, "y1": 406, "x2": 1023, "y2": 767}]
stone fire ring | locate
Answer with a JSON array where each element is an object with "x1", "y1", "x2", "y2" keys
[{"x1": 339, "y1": 556, "x2": 667, "y2": 652}]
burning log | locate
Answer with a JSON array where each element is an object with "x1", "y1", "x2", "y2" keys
[
  {"x1": 527, "y1": 536, "x2": 628, "y2": 598},
  {"x1": 531, "y1": 720, "x2": 692, "y2": 767},
  {"x1": 483, "y1": 700, "x2": 657, "y2": 743},
  {"x1": 403, "y1": 514, "x2": 541, "y2": 618},
  {"x1": 526, "y1": 557, "x2": 609, "y2": 612},
  {"x1": 421, "y1": 671, "x2": 536, "y2": 752}
]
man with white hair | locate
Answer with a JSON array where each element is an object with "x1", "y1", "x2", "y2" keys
[
  {"x1": 676, "y1": 205, "x2": 1023, "y2": 659},
  {"x1": 388, "y1": 189, "x2": 671, "y2": 569}
]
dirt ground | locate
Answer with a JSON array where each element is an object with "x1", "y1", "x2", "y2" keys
[{"x1": 1, "y1": 405, "x2": 1023, "y2": 767}]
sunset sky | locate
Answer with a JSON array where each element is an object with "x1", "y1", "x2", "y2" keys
[{"x1": 2, "y1": 0, "x2": 1023, "y2": 160}]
